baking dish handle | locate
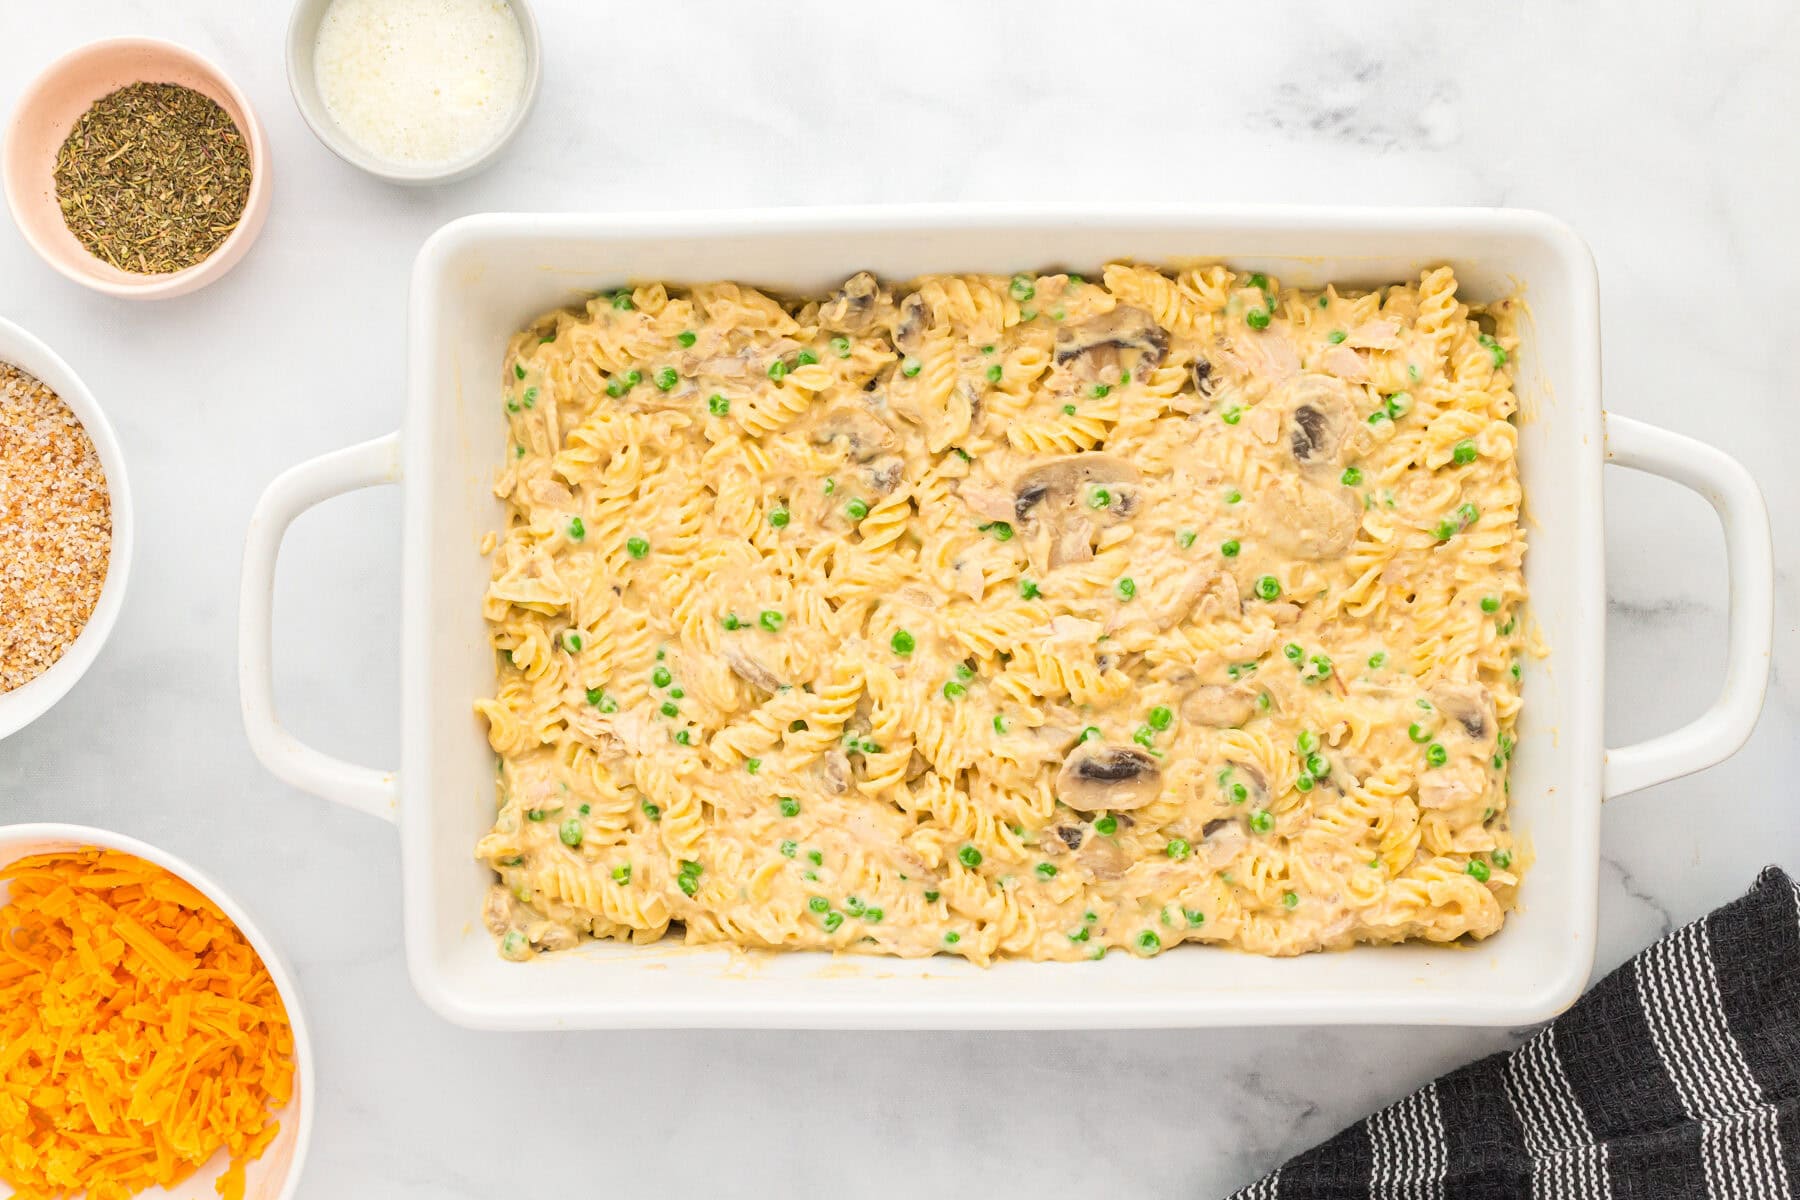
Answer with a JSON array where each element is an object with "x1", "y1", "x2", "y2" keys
[
  {"x1": 239, "y1": 433, "x2": 403, "y2": 823},
  {"x1": 1601, "y1": 413, "x2": 1772, "y2": 799}
]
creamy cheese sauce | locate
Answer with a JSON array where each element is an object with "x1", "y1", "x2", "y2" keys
[
  {"x1": 477, "y1": 265, "x2": 1527, "y2": 964},
  {"x1": 313, "y1": 0, "x2": 525, "y2": 167}
]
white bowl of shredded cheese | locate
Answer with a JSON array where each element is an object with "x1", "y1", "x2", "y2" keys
[{"x1": 286, "y1": 0, "x2": 539, "y2": 185}]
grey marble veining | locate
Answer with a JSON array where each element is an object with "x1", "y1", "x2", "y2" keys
[{"x1": 2, "y1": 2, "x2": 1797, "y2": 1196}]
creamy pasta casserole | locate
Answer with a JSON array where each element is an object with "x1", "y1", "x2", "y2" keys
[{"x1": 476, "y1": 264, "x2": 1526, "y2": 963}]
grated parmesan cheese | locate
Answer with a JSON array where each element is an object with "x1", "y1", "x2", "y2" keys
[{"x1": 313, "y1": 0, "x2": 527, "y2": 168}]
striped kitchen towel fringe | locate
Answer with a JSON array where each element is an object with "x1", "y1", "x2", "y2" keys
[{"x1": 1225, "y1": 866, "x2": 1800, "y2": 1200}]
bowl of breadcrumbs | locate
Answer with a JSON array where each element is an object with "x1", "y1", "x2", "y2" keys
[{"x1": 0, "y1": 316, "x2": 131, "y2": 739}]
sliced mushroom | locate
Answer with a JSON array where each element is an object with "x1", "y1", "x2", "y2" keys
[
  {"x1": 1054, "y1": 305, "x2": 1169, "y2": 373},
  {"x1": 1429, "y1": 683, "x2": 1498, "y2": 749},
  {"x1": 1053, "y1": 824, "x2": 1085, "y2": 851},
  {"x1": 893, "y1": 293, "x2": 928, "y2": 353},
  {"x1": 810, "y1": 405, "x2": 898, "y2": 462},
  {"x1": 867, "y1": 455, "x2": 905, "y2": 494},
  {"x1": 1278, "y1": 374, "x2": 1359, "y2": 470},
  {"x1": 1011, "y1": 453, "x2": 1143, "y2": 571},
  {"x1": 820, "y1": 748, "x2": 853, "y2": 794},
  {"x1": 536, "y1": 924, "x2": 580, "y2": 952},
  {"x1": 1192, "y1": 356, "x2": 1216, "y2": 397},
  {"x1": 723, "y1": 644, "x2": 784, "y2": 693},
  {"x1": 905, "y1": 750, "x2": 932, "y2": 782},
  {"x1": 1055, "y1": 744, "x2": 1163, "y2": 812},
  {"x1": 1224, "y1": 761, "x2": 1269, "y2": 809},
  {"x1": 1256, "y1": 476, "x2": 1361, "y2": 561},
  {"x1": 1201, "y1": 818, "x2": 1233, "y2": 839},
  {"x1": 1076, "y1": 831, "x2": 1129, "y2": 880},
  {"x1": 1181, "y1": 684, "x2": 1258, "y2": 729},
  {"x1": 819, "y1": 271, "x2": 889, "y2": 334}
]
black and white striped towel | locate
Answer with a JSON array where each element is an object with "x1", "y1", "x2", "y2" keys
[{"x1": 1228, "y1": 866, "x2": 1800, "y2": 1200}]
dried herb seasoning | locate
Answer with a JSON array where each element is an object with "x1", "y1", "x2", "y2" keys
[{"x1": 53, "y1": 82, "x2": 252, "y2": 275}]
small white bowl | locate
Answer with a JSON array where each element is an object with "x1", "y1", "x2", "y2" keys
[
  {"x1": 0, "y1": 823, "x2": 315, "y2": 1199},
  {"x1": 285, "y1": 0, "x2": 541, "y2": 186},
  {"x1": 0, "y1": 317, "x2": 132, "y2": 740}
]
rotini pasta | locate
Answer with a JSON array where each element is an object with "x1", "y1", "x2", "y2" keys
[{"x1": 476, "y1": 264, "x2": 1527, "y2": 964}]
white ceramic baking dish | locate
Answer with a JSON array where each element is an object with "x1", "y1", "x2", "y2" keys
[{"x1": 239, "y1": 206, "x2": 1773, "y2": 1029}]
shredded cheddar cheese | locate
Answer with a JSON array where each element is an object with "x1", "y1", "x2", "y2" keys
[{"x1": 0, "y1": 850, "x2": 294, "y2": 1200}]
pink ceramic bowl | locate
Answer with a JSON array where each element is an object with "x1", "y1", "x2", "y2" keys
[{"x1": 2, "y1": 38, "x2": 271, "y2": 299}]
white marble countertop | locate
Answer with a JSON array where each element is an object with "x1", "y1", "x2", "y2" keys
[{"x1": 3, "y1": 2, "x2": 1797, "y2": 1196}]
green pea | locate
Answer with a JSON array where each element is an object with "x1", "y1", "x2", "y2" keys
[
  {"x1": 1255, "y1": 575, "x2": 1281, "y2": 601},
  {"x1": 768, "y1": 506, "x2": 790, "y2": 528},
  {"x1": 721, "y1": 613, "x2": 741, "y2": 630},
  {"x1": 587, "y1": 688, "x2": 616, "y2": 711},
  {"x1": 1408, "y1": 721, "x2": 1432, "y2": 743},
  {"x1": 1452, "y1": 440, "x2": 1478, "y2": 466},
  {"x1": 983, "y1": 521, "x2": 1014, "y2": 541},
  {"x1": 1426, "y1": 742, "x2": 1449, "y2": 767},
  {"x1": 1480, "y1": 595, "x2": 1501, "y2": 614},
  {"x1": 808, "y1": 896, "x2": 829, "y2": 913},
  {"x1": 780, "y1": 839, "x2": 797, "y2": 858},
  {"x1": 823, "y1": 477, "x2": 835, "y2": 495},
  {"x1": 652, "y1": 665, "x2": 672, "y2": 688},
  {"x1": 1018, "y1": 578, "x2": 1042, "y2": 599},
  {"x1": 514, "y1": 363, "x2": 526, "y2": 380},
  {"x1": 1295, "y1": 772, "x2": 1315, "y2": 793},
  {"x1": 1478, "y1": 333, "x2": 1508, "y2": 368},
  {"x1": 1184, "y1": 908, "x2": 1205, "y2": 927},
  {"x1": 1148, "y1": 706, "x2": 1173, "y2": 731},
  {"x1": 891, "y1": 629, "x2": 916, "y2": 656},
  {"x1": 1079, "y1": 726, "x2": 1101, "y2": 743},
  {"x1": 759, "y1": 609, "x2": 785, "y2": 632},
  {"x1": 1094, "y1": 815, "x2": 1118, "y2": 836},
  {"x1": 864, "y1": 908, "x2": 885, "y2": 923},
  {"x1": 1225, "y1": 488, "x2": 1242, "y2": 504},
  {"x1": 1306, "y1": 753, "x2": 1329, "y2": 777},
  {"x1": 779, "y1": 796, "x2": 800, "y2": 817},
  {"x1": 807, "y1": 850, "x2": 823, "y2": 866},
  {"x1": 1132, "y1": 725, "x2": 1156, "y2": 748},
  {"x1": 1435, "y1": 519, "x2": 1459, "y2": 541},
  {"x1": 985, "y1": 364, "x2": 1004, "y2": 383},
  {"x1": 1341, "y1": 467, "x2": 1363, "y2": 487},
  {"x1": 958, "y1": 844, "x2": 983, "y2": 869},
  {"x1": 1493, "y1": 848, "x2": 1514, "y2": 869},
  {"x1": 745, "y1": 758, "x2": 761, "y2": 774},
  {"x1": 830, "y1": 335, "x2": 853, "y2": 358},
  {"x1": 1165, "y1": 838, "x2": 1191, "y2": 861},
  {"x1": 1327, "y1": 330, "x2": 1347, "y2": 344},
  {"x1": 1368, "y1": 651, "x2": 1387, "y2": 669},
  {"x1": 627, "y1": 536, "x2": 650, "y2": 559},
  {"x1": 1010, "y1": 274, "x2": 1036, "y2": 302},
  {"x1": 1116, "y1": 577, "x2": 1136, "y2": 601},
  {"x1": 1246, "y1": 273, "x2": 1268, "y2": 291},
  {"x1": 654, "y1": 366, "x2": 678, "y2": 391},
  {"x1": 944, "y1": 931, "x2": 961, "y2": 945},
  {"x1": 708, "y1": 393, "x2": 730, "y2": 415},
  {"x1": 568, "y1": 517, "x2": 586, "y2": 541},
  {"x1": 992, "y1": 714, "x2": 1010, "y2": 735},
  {"x1": 676, "y1": 331, "x2": 697, "y2": 348},
  {"x1": 901, "y1": 357, "x2": 922, "y2": 377},
  {"x1": 1088, "y1": 487, "x2": 1112, "y2": 509},
  {"x1": 1466, "y1": 859, "x2": 1492, "y2": 883},
  {"x1": 845, "y1": 498, "x2": 870, "y2": 521},
  {"x1": 768, "y1": 360, "x2": 788, "y2": 381},
  {"x1": 1245, "y1": 308, "x2": 1271, "y2": 330},
  {"x1": 942, "y1": 681, "x2": 966, "y2": 700},
  {"x1": 1177, "y1": 529, "x2": 1197, "y2": 548},
  {"x1": 1062, "y1": 403, "x2": 1078, "y2": 415},
  {"x1": 925, "y1": 890, "x2": 940, "y2": 902},
  {"x1": 1296, "y1": 730, "x2": 1319, "y2": 754},
  {"x1": 1249, "y1": 809, "x2": 1274, "y2": 834},
  {"x1": 611, "y1": 863, "x2": 631, "y2": 885},
  {"x1": 1222, "y1": 405, "x2": 1244, "y2": 425},
  {"x1": 611, "y1": 292, "x2": 634, "y2": 311},
  {"x1": 1036, "y1": 862, "x2": 1058, "y2": 878},
  {"x1": 1220, "y1": 538, "x2": 1241, "y2": 557},
  {"x1": 1284, "y1": 643, "x2": 1304, "y2": 663},
  {"x1": 673, "y1": 729, "x2": 691, "y2": 745},
  {"x1": 522, "y1": 386, "x2": 538, "y2": 409},
  {"x1": 558, "y1": 819, "x2": 583, "y2": 847},
  {"x1": 1282, "y1": 890, "x2": 1299, "y2": 909},
  {"x1": 797, "y1": 348, "x2": 819, "y2": 366},
  {"x1": 1308, "y1": 655, "x2": 1332, "y2": 680},
  {"x1": 642, "y1": 801, "x2": 661, "y2": 821},
  {"x1": 660, "y1": 701, "x2": 678, "y2": 718}
]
